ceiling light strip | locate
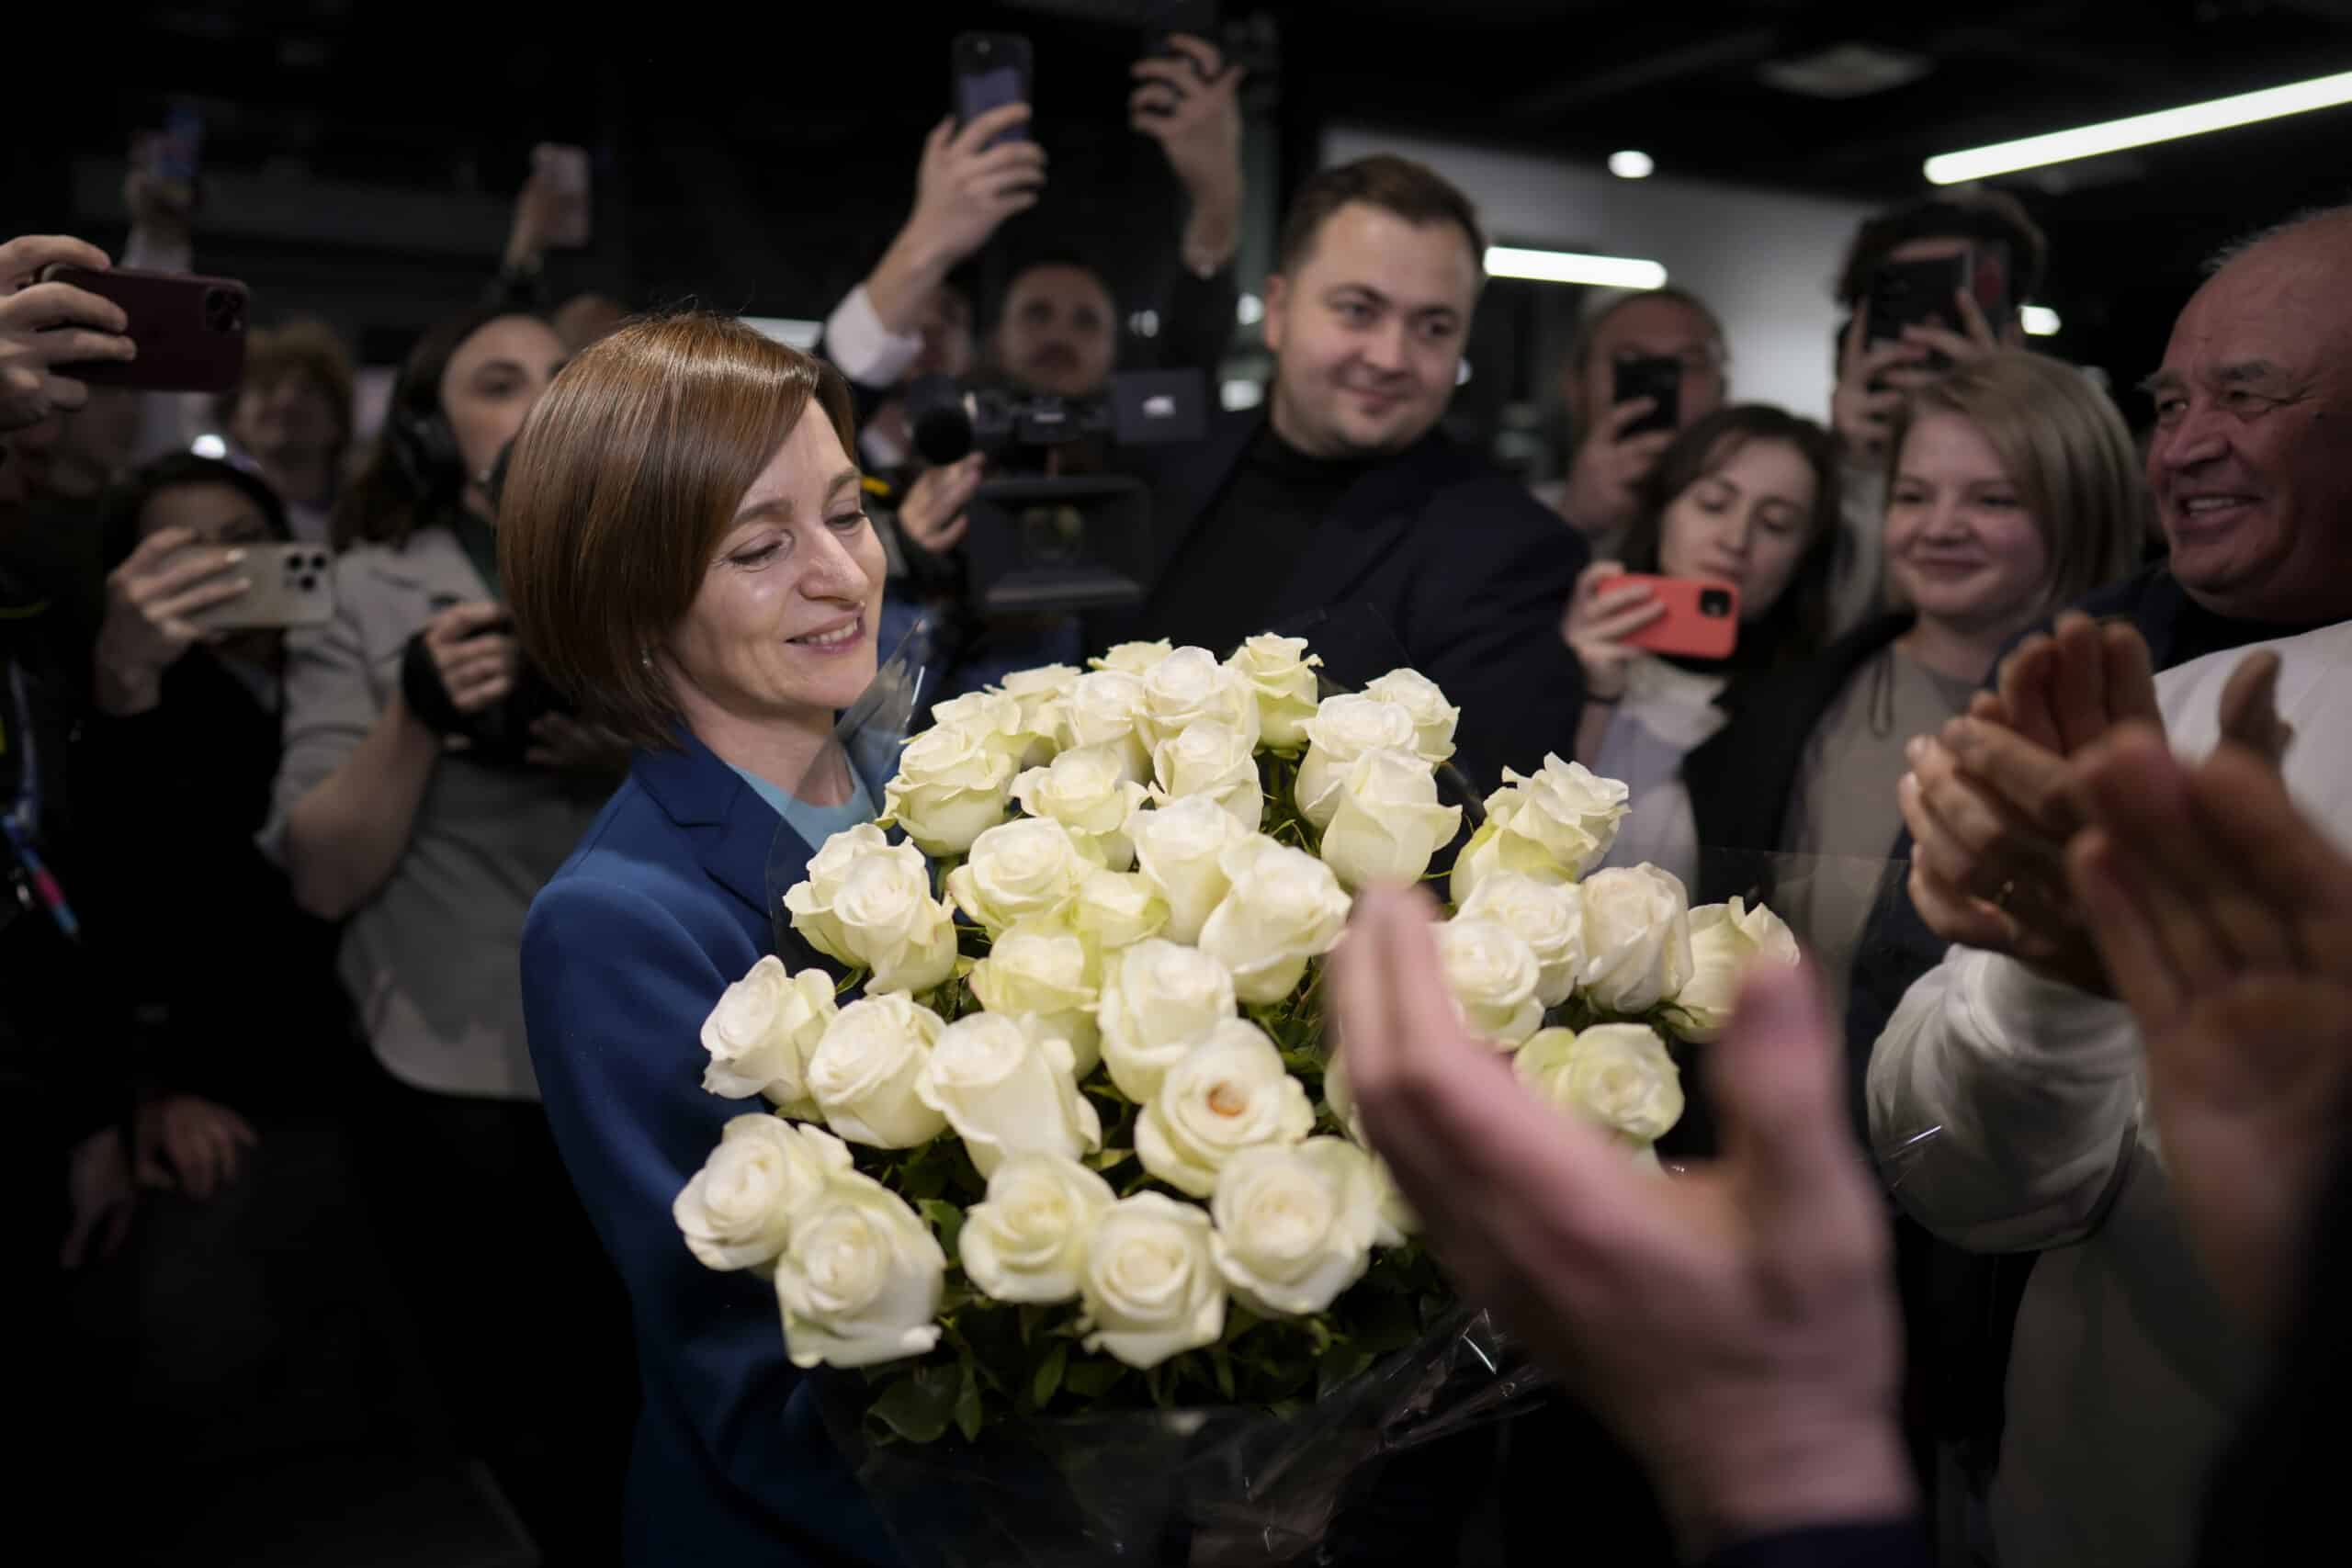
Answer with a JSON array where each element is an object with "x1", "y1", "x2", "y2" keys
[{"x1": 1925, "y1": 69, "x2": 2352, "y2": 185}]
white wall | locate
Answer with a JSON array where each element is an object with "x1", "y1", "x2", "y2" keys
[{"x1": 1322, "y1": 126, "x2": 1878, "y2": 422}]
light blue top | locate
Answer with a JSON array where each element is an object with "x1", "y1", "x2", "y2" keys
[{"x1": 723, "y1": 761, "x2": 878, "y2": 852}]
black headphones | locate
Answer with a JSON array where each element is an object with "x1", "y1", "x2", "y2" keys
[{"x1": 387, "y1": 404, "x2": 464, "y2": 501}]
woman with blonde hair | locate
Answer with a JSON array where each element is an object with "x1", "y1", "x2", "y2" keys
[{"x1": 1681, "y1": 350, "x2": 2146, "y2": 1067}]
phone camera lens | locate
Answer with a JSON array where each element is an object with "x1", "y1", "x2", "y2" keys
[
  {"x1": 1699, "y1": 589, "x2": 1734, "y2": 617},
  {"x1": 299, "y1": 574, "x2": 319, "y2": 591},
  {"x1": 203, "y1": 288, "x2": 245, "y2": 333}
]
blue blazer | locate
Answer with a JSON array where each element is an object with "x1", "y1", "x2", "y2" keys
[{"x1": 519, "y1": 731, "x2": 899, "y2": 1567}]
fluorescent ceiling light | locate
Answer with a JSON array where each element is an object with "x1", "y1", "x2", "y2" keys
[
  {"x1": 190, "y1": 433, "x2": 228, "y2": 459},
  {"x1": 1925, "y1": 69, "x2": 2352, "y2": 185},
  {"x1": 1486, "y1": 246, "x2": 1668, "y2": 288},
  {"x1": 741, "y1": 316, "x2": 824, "y2": 350},
  {"x1": 1607, "y1": 149, "x2": 1655, "y2": 180},
  {"x1": 2019, "y1": 305, "x2": 2062, "y2": 337}
]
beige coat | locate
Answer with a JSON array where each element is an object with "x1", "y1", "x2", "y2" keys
[{"x1": 261, "y1": 525, "x2": 612, "y2": 1100}]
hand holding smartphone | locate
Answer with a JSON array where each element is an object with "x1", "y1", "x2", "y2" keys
[
  {"x1": 1595, "y1": 573, "x2": 1741, "y2": 660},
  {"x1": 534, "y1": 144, "x2": 593, "y2": 249},
  {"x1": 1611, "y1": 356, "x2": 1683, "y2": 439},
  {"x1": 163, "y1": 541, "x2": 334, "y2": 630}
]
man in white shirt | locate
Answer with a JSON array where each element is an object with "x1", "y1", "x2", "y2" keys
[{"x1": 1868, "y1": 203, "x2": 2352, "y2": 1568}]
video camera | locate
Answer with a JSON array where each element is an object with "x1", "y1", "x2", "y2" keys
[{"x1": 900, "y1": 369, "x2": 1208, "y2": 615}]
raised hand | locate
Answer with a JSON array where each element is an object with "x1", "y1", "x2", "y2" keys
[
  {"x1": 1331, "y1": 886, "x2": 1912, "y2": 1559},
  {"x1": 93, "y1": 525, "x2": 253, "y2": 716},
  {"x1": 1555, "y1": 397, "x2": 1677, "y2": 540},
  {"x1": 0, "y1": 234, "x2": 135, "y2": 433},
  {"x1": 2067, "y1": 720, "x2": 2352, "y2": 1331},
  {"x1": 1560, "y1": 558, "x2": 1664, "y2": 702}
]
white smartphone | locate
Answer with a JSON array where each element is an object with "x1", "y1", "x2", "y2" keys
[{"x1": 172, "y1": 542, "x2": 336, "y2": 631}]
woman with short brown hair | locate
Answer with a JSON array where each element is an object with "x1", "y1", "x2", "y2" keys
[{"x1": 504, "y1": 311, "x2": 896, "y2": 1566}]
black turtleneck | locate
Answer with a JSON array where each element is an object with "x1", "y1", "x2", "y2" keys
[{"x1": 1135, "y1": 422, "x2": 1376, "y2": 656}]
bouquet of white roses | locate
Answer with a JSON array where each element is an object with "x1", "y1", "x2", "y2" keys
[{"x1": 673, "y1": 631, "x2": 1798, "y2": 1561}]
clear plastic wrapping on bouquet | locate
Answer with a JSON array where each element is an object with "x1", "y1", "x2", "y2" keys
[{"x1": 814, "y1": 1306, "x2": 1549, "y2": 1568}]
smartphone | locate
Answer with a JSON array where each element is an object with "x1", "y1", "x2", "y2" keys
[
  {"x1": 953, "y1": 33, "x2": 1034, "y2": 150},
  {"x1": 536, "y1": 143, "x2": 592, "y2": 248},
  {"x1": 153, "y1": 102, "x2": 204, "y2": 185},
  {"x1": 1863, "y1": 254, "x2": 1968, "y2": 352},
  {"x1": 41, "y1": 265, "x2": 248, "y2": 393},
  {"x1": 170, "y1": 542, "x2": 336, "y2": 632},
  {"x1": 1142, "y1": 0, "x2": 1220, "y2": 68},
  {"x1": 1611, "y1": 355, "x2": 1682, "y2": 438},
  {"x1": 1598, "y1": 573, "x2": 1740, "y2": 661}
]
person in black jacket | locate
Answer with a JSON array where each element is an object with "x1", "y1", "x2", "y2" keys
[{"x1": 1098, "y1": 152, "x2": 1589, "y2": 795}]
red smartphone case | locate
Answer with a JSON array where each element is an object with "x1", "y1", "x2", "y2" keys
[{"x1": 1599, "y1": 574, "x2": 1741, "y2": 661}]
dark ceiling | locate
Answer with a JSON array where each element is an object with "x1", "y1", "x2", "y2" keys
[{"x1": 13, "y1": 0, "x2": 2352, "y2": 391}]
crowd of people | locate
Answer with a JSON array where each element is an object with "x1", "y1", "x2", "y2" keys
[{"x1": 6, "y1": 27, "x2": 2350, "y2": 1568}]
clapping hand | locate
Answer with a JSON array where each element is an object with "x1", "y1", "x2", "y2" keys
[
  {"x1": 2067, "y1": 715, "x2": 2352, "y2": 1332},
  {"x1": 1331, "y1": 886, "x2": 1913, "y2": 1559}
]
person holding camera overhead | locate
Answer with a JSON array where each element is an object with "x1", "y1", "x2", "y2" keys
[{"x1": 261, "y1": 306, "x2": 634, "y2": 1563}]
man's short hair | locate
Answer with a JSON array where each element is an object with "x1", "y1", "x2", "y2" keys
[
  {"x1": 217, "y1": 316, "x2": 356, "y2": 446},
  {"x1": 1564, "y1": 286, "x2": 1727, "y2": 376},
  {"x1": 499, "y1": 310, "x2": 857, "y2": 750},
  {"x1": 1274, "y1": 154, "x2": 1487, "y2": 278},
  {"x1": 2202, "y1": 202, "x2": 2352, "y2": 275},
  {"x1": 1834, "y1": 189, "x2": 2049, "y2": 307}
]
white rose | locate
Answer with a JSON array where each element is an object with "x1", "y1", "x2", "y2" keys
[
  {"x1": 928, "y1": 689, "x2": 1030, "y2": 761},
  {"x1": 1363, "y1": 1151, "x2": 1418, "y2": 1247},
  {"x1": 1577, "y1": 864, "x2": 1695, "y2": 1015},
  {"x1": 945, "y1": 816, "x2": 1091, "y2": 936},
  {"x1": 697, "y1": 955, "x2": 836, "y2": 1113},
  {"x1": 1437, "y1": 916, "x2": 1545, "y2": 1046},
  {"x1": 808, "y1": 993, "x2": 949, "y2": 1148},
  {"x1": 1198, "y1": 838, "x2": 1352, "y2": 1005},
  {"x1": 1515, "y1": 1023, "x2": 1685, "y2": 1146},
  {"x1": 1080, "y1": 1192, "x2": 1227, "y2": 1369},
  {"x1": 1294, "y1": 694, "x2": 1420, "y2": 830},
  {"x1": 1361, "y1": 669, "x2": 1460, "y2": 765},
  {"x1": 774, "y1": 1171, "x2": 945, "y2": 1369},
  {"x1": 1321, "y1": 1043, "x2": 1366, "y2": 1145},
  {"x1": 1450, "y1": 756, "x2": 1631, "y2": 903},
  {"x1": 915, "y1": 1012, "x2": 1102, "y2": 1177},
  {"x1": 1138, "y1": 645, "x2": 1261, "y2": 752},
  {"x1": 1091, "y1": 639, "x2": 1174, "y2": 675},
  {"x1": 1012, "y1": 744, "x2": 1149, "y2": 869},
  {"x1": 1063, "y1": 670, "x2": 1152, "y2": 784},
  {"x1": 1456, "y1": 872, "x2": 1586, "y2": 1007},
  {"x1": 884, "y1": 724, "x2": 1017, "y2": 857},
  {"x1": 1150, "y1": 717, "x2": 1264, "y2": 832},
  {"x1": 1096, "y1": 938, "x2": 1239, "y2": 1103},
  {"x1": 782, "y1": 825, "x2": 958, "y2": 996},
  {"x1": 1069, "y1": 866, "x2": 1169, "y2": 953},
  {"x1": 1670, "y1": 897, "x2": 1801, "y2": 1043},
  {"x1": 1318, "y1": 749, "x2": 1463, "y2": 890},
  {"x1": 959, "y1": 1152, "x2": 1116, "y2": 1304},
  {"x1": 1135, "y1": 1020, "x2": 1314, "y2": 1196},
  {"x1": 969, "y1": 921, "x2": 1102, "y2": 1075},
  {"x1": 995, "y1": 664, "x2": 1084, "y2": 764},
  {"x1": 1129, "y1": 795, "x2": 1250, "y2": 944},
  {"x1": 672, "y1": 1114, "x2": 853, "y2": 1273},
  {"x1": 1225, "y1": 634, "x2": 1323, "y2": 750},
  {"x1": 1209, "y1": 1137, "x2": 1381, "y2": 1317}
]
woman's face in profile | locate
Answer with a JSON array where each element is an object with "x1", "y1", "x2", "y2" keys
[{"x1": 664, "y1": 410, "x2": 887, "y2": 725}]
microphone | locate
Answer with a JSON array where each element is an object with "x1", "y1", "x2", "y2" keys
[{"x1": 905, "y1": 375, "x2": 977, "y2": 466}]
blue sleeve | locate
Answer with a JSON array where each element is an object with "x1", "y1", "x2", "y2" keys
[{"x1": 520, "y1": 874, "x2": 887, "y2": 1562}]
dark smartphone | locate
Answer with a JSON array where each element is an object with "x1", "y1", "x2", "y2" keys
[
  {"x1": 1612, "y1": 355, "x2": 1682, "y2": 437},
  {"x1": 1599, "y1": 573, "x2": 1741, "y2": 660},
  {"x1": 1142, "y1": 0, "x2": 1220, "y2": 70},
  {"x1": 41, "y1": 265, "x2": 247, "y2": 393},
  {"x1": 1863, "y1": 254, "x2": 1971, "y2": 353},
  {"x1": 952, "y1": 33, "x2": 1034, "y2": 150}
]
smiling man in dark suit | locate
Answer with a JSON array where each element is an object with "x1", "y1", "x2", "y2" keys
[{"x1": 1106, "y1": 154, "x2": 1589, "y2": 793}]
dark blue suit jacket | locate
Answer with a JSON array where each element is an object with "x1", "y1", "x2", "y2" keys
[{"x1": 519, "y1": 731, "x2": 898, "y2": 1567}]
